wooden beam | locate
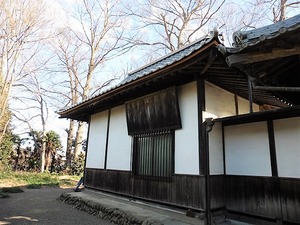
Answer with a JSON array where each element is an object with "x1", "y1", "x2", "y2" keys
[
  {"x1": 226, "y1": 45, "x2": 300, "y2": 66},
  {"x1": 200, "y1": 49, "x2": 218, "y2": 75},
  {"x1": 253, "y1": 85, "x2": 300, "y2": 92}
]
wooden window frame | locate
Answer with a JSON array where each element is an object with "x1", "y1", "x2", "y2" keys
[{"x1": 132, "y1": 129, "x2": 174, "y2": 181}]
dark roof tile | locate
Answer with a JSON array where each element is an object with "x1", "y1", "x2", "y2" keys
[
  {"x1": 228, "y1": 14, "x2": 300, "y2": 52},
  {"x1": 59, "y1": 32, "x2": 216, "y2": 113}
]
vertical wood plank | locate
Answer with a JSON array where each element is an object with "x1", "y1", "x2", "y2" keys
[
  {"x1": 197, "y1": 79, "x2": 205, "y2": 175},
  {"x1": 280, "y1": 178, "x2": 300, "y2": 223}
]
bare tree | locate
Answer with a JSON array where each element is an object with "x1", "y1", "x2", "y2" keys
[
  {"x1": 51, "y1": 28, "x2": 83, "y2": 167},
  {"x1": 13, "y1": 70, "x2": 51, "y2": 172},
  {"x1": 125, "y1": 0, "x2": 225, "y2": 54},
  {"x1": 52, "y1": 0, "x2": 133, "y2": 159},
  {"x1": 213, "y1": 0, "x2": 300, "y2": 46},
  {"x1": 215, "y1": 1, "x2": 270, "y2": 45},
  {"x1": 270, "y1": 0, "x2": 300, "y2": 22},
  {"x1": 0, "y1": 0, "x2": 52, "y2": 143}
]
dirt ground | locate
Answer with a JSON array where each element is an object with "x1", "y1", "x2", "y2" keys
[{"x1": 0, "y1": 187, "x2": 113, "y2": 225}]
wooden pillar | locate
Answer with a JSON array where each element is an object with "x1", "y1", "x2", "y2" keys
[
  {"x1": 83, "y1": 117, "x2": 91, "y2": 185},
  {"x1": 234, "y1": 94, "x2": 239, "y2": 115},
  {"x1": 247, "y1": 75, "x2": 254, "y2": 113},
  {"x1": 267, "y1": 120, "x2": 284, "y2": 222},
  {"x1": 267, "y1": 120, "x2": 278, "y2": 177},
  {"x1": 204, "y1": 118, "x2": 215, "y2": 225},
  {"x1": 197, "y1": 79, "x2": 206, "y2": 175},
  {"x1": 104, "y1": 109, "x2": 111, "y2": 169}
]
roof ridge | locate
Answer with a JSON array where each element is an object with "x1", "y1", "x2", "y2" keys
[
  {"x1": 232, "y1": 13, "x2": 300, "y2": 48},
  {"x1": 127, "y1": 30, "x2": 218, "y2": 77}
]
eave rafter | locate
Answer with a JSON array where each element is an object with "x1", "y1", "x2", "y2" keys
[{"x1": 226, "y1": 44, "x2": 300, "y2": 66}]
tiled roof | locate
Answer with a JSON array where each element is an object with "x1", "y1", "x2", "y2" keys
[
  {"x1": 228, "y1": 14, "x2": 300, "y2": 53},
  {"x1": 121, "y1": 31, "x2": 217, "y2": 85},
  {"x1": 59, "y1": 31, "x2": 217, "y2": 113}
]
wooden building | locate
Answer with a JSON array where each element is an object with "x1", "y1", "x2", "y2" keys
[{"x1": 58, "y1": 14, "x2": 300, "y2": 225}]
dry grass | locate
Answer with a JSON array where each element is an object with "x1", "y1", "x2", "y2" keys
[
  {"x1": 0, "y1": 178, "x2": 27, "y2": 188},
  {"x1": 0, "y1": 171, "x2": 80, "y2": 189}
]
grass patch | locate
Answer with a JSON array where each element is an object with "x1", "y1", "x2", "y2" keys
[
  {"x1": 16, "y1": 172, "x2": 60, "y2": 186},
  {"x1": 59, "y1": 179, "x2": 75, "y2": 187},
  {"x1": 0, "y1": 171, "x2": 80, "y2": 188}
]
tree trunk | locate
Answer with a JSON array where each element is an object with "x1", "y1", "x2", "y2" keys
[
  {"x1": 66, "y1": 119, "x2": 75, "y2": 167},
  {"x1": 40, "y1": 107, "x2": 46, "y2": 172},
  {"x1": 40, "y1": 132, "x2": 46, "y2": 173},
  {"x1": 45, "y1": 150, "x2": 51, "y2": 172},
  {"x1": 74, "y1": 121, "x2": 84, "y2": 159},
  {"x1": 279, "y1": 0, "x2": 287, "y2": 21}
]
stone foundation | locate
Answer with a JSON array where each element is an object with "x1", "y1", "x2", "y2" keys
[{"x1": 59, "y1": 193, "x2": 162, "y2": 225}]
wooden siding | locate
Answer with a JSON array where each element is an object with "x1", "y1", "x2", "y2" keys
[
  {"x1": 280, "y1": 178, "x2": 300, "y2": 223},
  {"x1": 85, "y1": 168, "x2": 226, "y2": 212},
  {"x1": 133, "y1": 174, "x2": 206, "y2": 210},
  {"x1": 85, "y1": 169, "x2": 132, "y2": 195},
  {"x1": 85, "y1": 168, "x2": 213, "y2": 211},
  {"x1": 226, "y1": 176, "x2": 300, "y2": 224},
  {"x1": 226, "y1": 176, "x2": 282, "y2": 219},
  {"x1": 210, "y1": 175, "x2": 225, "y2": 210},
  {"x1": 84, "y1": 169, "x2": 300, "y2": 224}
]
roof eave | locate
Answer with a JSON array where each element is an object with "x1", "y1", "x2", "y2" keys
[{"x1": 58, "y1": 39, "x2": 221, "y2": 121}]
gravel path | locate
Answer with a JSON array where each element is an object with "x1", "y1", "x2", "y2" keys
[{"x1": 0, "y1": 187, "x2": 113, "y2": 225}]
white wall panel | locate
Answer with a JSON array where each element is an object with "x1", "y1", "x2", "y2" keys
[
  {"x1": 175, "y1": 82, "x2": 199, "y2": 175},
  {"x1": 274, "y1": 117, "x2": 300, "y2": 178},
  {"x1": 205, "y1": 82, "x2": 259, "y2": 118},
  {"x1": 106, "y1": 105, "x2": 132, "y2": 171},
  {"x1": 209, "y1": 122, "x2": 224, "y2": 175},
  {"x1": 224, "y1": 122, "x2": 272, "y2": 176},
  {"x1": 237, "y1": 96, "x2": 259, "y2": 114},
  {"x1": 205, "y1": 82, "x2": 236, "y2": 118},
  {"x1": 86, "y1": 111, "x2": 108, "y2": 169}
]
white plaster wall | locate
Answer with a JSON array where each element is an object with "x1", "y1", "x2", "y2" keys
[
  {"x1": 86, "y1": 111, "x2": 108, "y2": 169},
  {"x1": 273, "y1": 117, "x2": 300, "y2": 178},
  {"x1": 175, "y1": 82, "x2": 199, "y2": 175},
  {"x1": 224, "y1": 122, "x2": 272, "y2": 176},
  {"x1": 205, "y1": 82, "x2": 236, "y2": 118},
  {"x1": 205, "y1": 82, "x2": 259, "y2": 118},
  {"x1": 106, "y1": 105, "x2": 132, "y2": 171},
  {"x1": 237, "y1": 96, "x2": 259, "y2": 114},
  {"x1": 209, "y1": 121, "x2": 224, "y2": 175}
]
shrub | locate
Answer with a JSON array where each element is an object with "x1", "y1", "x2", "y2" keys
[
  {"x1": 0, "y1": 134, "x2": 15, "y2": 172},
  {"x1": 70, "y1": 153, "x2": 85, "y2": 176}
]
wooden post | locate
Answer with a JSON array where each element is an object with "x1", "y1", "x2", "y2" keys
[
  {"x1": 234, "y1": 94, "x2": 239, "y2": 115},
  {"x1": 247, "y1": 75, "x2": 253, "y2": 113},
  {"x1": 104, "y1": 109, "x2": 111, "y2": 169},
  {"x1": 197, "y1": 79, "x2": 206, "y2": 175},
  {"x1": 205, "y1": 118, "x2": 215, "y2": 225},
  {"x1": 83, "y1": 116, "x2": 91, "y2": 186}
]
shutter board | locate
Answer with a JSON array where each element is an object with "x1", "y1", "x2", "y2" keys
[{"x1": 126, "y1": 87, "x2": 181, "y2": 135}]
